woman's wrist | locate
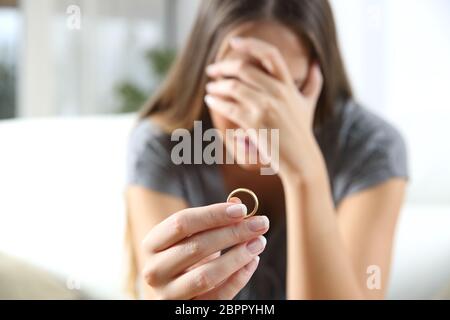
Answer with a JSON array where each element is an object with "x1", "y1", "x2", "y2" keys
[
  {"x1": 279, "y1": 162, "x2": 325, "y2": 192},
  {"x1": 279, "y1": 134, "x2": 326, "y2": 187}
]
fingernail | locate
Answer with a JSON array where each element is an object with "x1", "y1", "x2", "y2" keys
[
  {"x1": 247, "y1": 236, "x2": 266, "y2": 254},
  {"x1": 206, "y1": 64, "x2": 216, "y2": 74},
  {"x1": 226, "y1": 203, "x2": 247, "y2": 218},
  {"x1": 247, "y1": 216, "x2": 269, "y2": 232},
  {"x1": 205, "y1": 82, "x2": 214, "y2": 91},
  {"x1": 204, "y1": 95, "x2": 215, "y2": 106}
]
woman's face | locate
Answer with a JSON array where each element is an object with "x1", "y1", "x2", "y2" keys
[{"x1": 208, "y1": 20, "x2": 311, "y2": 172}]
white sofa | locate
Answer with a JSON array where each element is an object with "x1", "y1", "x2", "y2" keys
[{"x1": 0, "y1": 114, "x2": 449, "y2": 299}]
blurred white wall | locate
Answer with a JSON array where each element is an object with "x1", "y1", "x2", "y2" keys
[
  {"x1": 385, "y1": 0, "x2": 450, "y2": 205},
  {"x1": 331, "y1": 0, "x2": 450, "y2": 204}
]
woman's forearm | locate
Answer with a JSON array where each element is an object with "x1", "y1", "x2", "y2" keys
[
  {"x1": 284, "y1": 176, "x2": 309, "y2": 299},
  {"x1": 282, "y1": 148, "x2": 364, "y2": 300}
]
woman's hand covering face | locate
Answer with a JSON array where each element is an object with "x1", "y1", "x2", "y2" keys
[{"x1": 205, "y1": 37, "x2": 323, "y2": 177}]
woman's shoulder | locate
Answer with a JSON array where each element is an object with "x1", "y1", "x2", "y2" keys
[
  {"x1": 128, "y1": 117, "x2": 174, "y2": 159},
  {"x1": 318, "y1": 99, "x2": 407, "y2": 157},
  {"x1": 339, "y1": 101, "x2": 403, "y2": 144},
  {"x1": 126, "y1": 117, "x2": 185, "y2": 194},
  {"x1": 323, "y1": 99, "x2": 409, "y2": 204}
]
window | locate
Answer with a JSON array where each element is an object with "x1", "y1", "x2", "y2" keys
[{"x1": 0, "y1": 1, "x2": 20, "y2": 119}]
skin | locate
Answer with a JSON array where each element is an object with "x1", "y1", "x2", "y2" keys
[{"x1": 127, "y1": 21, "x2": 406, "y2": 300}]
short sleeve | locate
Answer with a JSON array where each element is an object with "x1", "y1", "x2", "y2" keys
[
  {"x1": 333, "y1": 107, "x2": 409, "y2": 203},
  {"x1": 126, "y1": 121, "x2": 185, "y2": 199}
]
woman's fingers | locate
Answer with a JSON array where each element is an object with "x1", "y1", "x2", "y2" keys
[
  {"x1": 228, "y1": 37, "x2": 293, "y2": 84},
  {"x1": 143, "y1": 202, "x2": 248, "y2": 252},
  {"x1": 206, "y1": 59, "x2": 283, "y2": 98},
  {"x1": 206, "y1": 78, "x2": 265, "y2": 112},
  {"x1": 228, "y1": 197, "x2": 242, "y2": 204},
  {"x1": 194, "y1": 256, "x2": 260, "y2": 300},
  {"x1": 145, "y1": 215, "x2": 269, "y2": 284},
  {"x1": 185, "y1": 252, "x2": 221, "y2": 273},
  {"x1": 205, "y1": 88, "x2": 272, "y2": 131},
  {"x1": 205, "y1": 79, "x2": 276, "y2": 130},
  {"x1": 162, "y1": 236, "x2": 267, "y2": 299},
  {"x1": 204, "y1": 95, "x2": 251, "y2": 129}
]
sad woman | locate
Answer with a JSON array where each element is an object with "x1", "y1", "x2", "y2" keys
[{"x1": 125, "y1": 0, "x2": 408, "y2": 300}]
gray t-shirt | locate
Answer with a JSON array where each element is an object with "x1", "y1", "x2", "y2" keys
[{"x1": 126, "y1": 99, "x2": 409, "y2": 300}]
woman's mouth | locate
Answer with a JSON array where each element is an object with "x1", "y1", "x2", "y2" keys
[
  {"x1": 235, "y1": 135, "x2": 258, "y2": 158},
  {"x1": 236, "y1": 135, "x2": 250, "y2": 148},
  {"x1": 238, "y1": 136, "x2": 250, "y2": 147}
]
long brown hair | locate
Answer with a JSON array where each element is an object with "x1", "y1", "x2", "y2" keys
[
  {"x1": 126, "y1": 0, "x2": 352, "y2": 298},
  {"x1": 139, "y1": 0, "x2": 352, "y2": 130}
]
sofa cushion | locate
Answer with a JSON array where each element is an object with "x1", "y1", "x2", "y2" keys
[{"x1": 0, "y1": 252, "x2": 87, "y2": 299}]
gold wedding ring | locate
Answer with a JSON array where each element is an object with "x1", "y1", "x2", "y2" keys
[{"x1": 227, "y1": 188, "x2": 259, "y2": 218}]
